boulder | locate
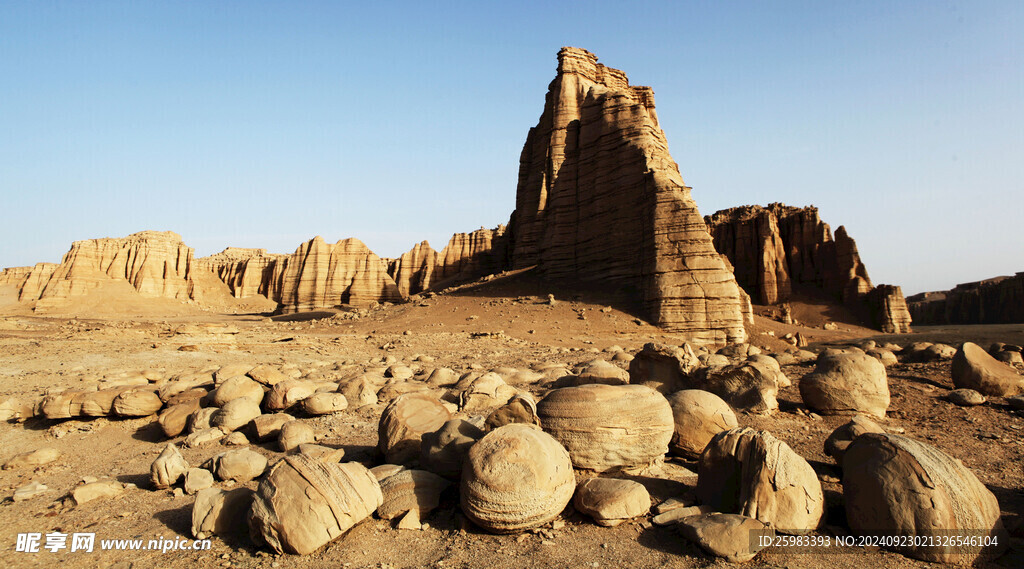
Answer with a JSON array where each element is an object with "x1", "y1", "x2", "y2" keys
[
  {"x1": 158, "y1": 399, "x2": 202, "y2": 438},
  {"x1": 189, "y1": 407, "x2": 217, "y2": 432},
  {"x1": 666, "y1": 390, "x2": 739, "y2": 458},
  {"x1": 300, "y1": 392, "x2": 348, "y2": 415},
  {"x1": 573, "y1": 478, "x2": 650, "y2": 527},
  {"x1": 207, "y1": 448, "x2": 268, "y2": 482},
  {"x1": 3, "y1": 447, "x2": 61, "y2": 470},
  {"x1": 72, "y1": 480, "x2": 124, "y2": 505},
  {"x1": 445, "y1": 372, "x2": 516, "y2": 412},
  {"x1": 192, "y1": 487, "x2": 254, "y2": 539},
  {"x1": 251, "y1": 413, "x2": 295, "y2": 442},
  {"x1": 747, "y1": 354, "x2": 790, "y2": 387},
  {"x1": 575, "y1": 359, "x2": 629, "y2": 386},
  {"x1": 279, "y1": 421, "x2": 315, "y2": 452},
  {"x1": 425, "y1": 367, "x2": 459, "y2": 387},
  {"x1": 39, "y1": 390, "x2": 88, "y2": 419},
  {"x1": 951, "y1": 342, "x2": 1023, "y2": 397},
  {"x1": 246, "y1": 364, "x2": 289, "y2": 387},
  {"x1": 248, "y1": 456, "x2": 383, "y2": 555},
  {"x1": 211, "y1": 397, "x2": 261, "y2": 432},
  {"x1": 697, "y1": 428, "x2": 823, "y2": 534},
  {"x1": 420, "y1": 418, "x2": 485, "y2": 479},
  {"x1": 947, "y1": 389, "x2": 986, "y2": 406},
  {"x1": 183, "y1": 467, "x2": 214, "y2": 495},
  {"x1": 537, "y1": 383, "x2": 673, "y2": 472},
  {"x1": 150, "y1": 444, "x2": 188, "y2": 489},
  {"x1": 112, "y1": 388, "x2": 163, "y2": 417},
  {"x1": 13, "y1": 481, "x2": 49, "y2": 502},
  {"x1": 627, "y1": 342, "x2": 701, "y2": 394},
  {"x1": 265, "y1": 379, "x2": 316, "y2": 411},
  {"x1": 461, "y1": 424, "x2": 575, "y2": 533},
  {"x1": 223, "y1": 430, "x2": 250, "y2": 445},
  {"x1": 799, "y1": 352, "x2": 889, "y2": 418},
  {"x1": 293, "y1": 443, "x2": 345, "y2": 463},
  {"x1": 0, "y1": 397, "x2": 35, "y2": 422},
  {"x1": 210, "y1": 375, "x2": 264, "y2": 407},
  {"x1": 824, "y1": 415, "x2": 885, "y2": 463},
  {"x1": 183, "y1": 427, "x2": 226, "y2": 448},
  {"x1": 376, "y1": 468, "x2": 451, "y2": 520},
  {"x1": 866, "y1": 348, "x2": 899, "y2": 367},
  {"x1": 484, "y1": 393, "x2": 540, "y2": 429},
  {"x1": 378, "y1": 393, "x2": 452, "y2": 465},
  {"x1": 80, "y1": 387, "x2": 130, "y2": 417},
  {"x1": 340, "y1": 374, "x2": 380, "y2": 407},
  {"x1": 843, "y1": 433, "x2": 1007, "y2": 564},
  {"x1": 690, "y1": 361, "x2": 779, "y2": 414},
  {"x1": 214, "y1": 363, "x2": 254, "y2": 383},
  {"x1": 678, "y1": 513, "x2": 774, "y2": 563}
]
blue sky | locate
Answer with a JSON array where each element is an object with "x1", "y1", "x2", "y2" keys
[{"x1": 1, "y1": 1, "x2": 1021, "y2": 295}]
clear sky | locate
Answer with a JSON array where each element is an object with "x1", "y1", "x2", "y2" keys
[{"x1": 1, "y1": 1, "x2": 1021, "y2": 295}]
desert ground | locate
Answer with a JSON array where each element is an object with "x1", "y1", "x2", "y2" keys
[{"x1": 1, "y1": 272, "x2": 1022, "y2": 569}]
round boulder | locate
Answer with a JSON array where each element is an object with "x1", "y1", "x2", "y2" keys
[
  {"x1": 573, "y1": 477, "x2": 650, "y2": 527},
  {"x1": 843, "y1": 433, "x2": 1007, "y2": 564},
  {"x1": 799, "y1": 352, "x2": 889, "y2": 418},
  {"x1": 697, "y1": 428, "x2": 823, "y2": 535},
  {"x1": 461, "y1": 424, "x2": 575, "y2": 533},
  {"x1": 537, "y1": 383, "x2": 673, "y2": 472},
  {"x1": 378, "y1": 393, "x2": 452, "y2": 465},
  {"x1": 665, "y1": 390, "x2": 738, "y2": 459},
  {"x1": 951, "y1": 342, "x2": 1023, "y2": 397},
  {"x1": 823, "y1": 414, "x2": 886, "y2": 463}
]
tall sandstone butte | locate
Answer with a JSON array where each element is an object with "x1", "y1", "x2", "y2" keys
[
  {"x1": 509, "y1": 47, "x2": 748, "y2": 344},
  {"x1": 1, "y1": 231, "x2": 195, "y2": 308},
  {"x1": 705, "y1": 203, "x2": 912, "y2": 333}
]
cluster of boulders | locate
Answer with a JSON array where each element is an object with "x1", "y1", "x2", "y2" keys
[{"x1": 3, "y1": 336, "x2": 1019, "y2": 565}]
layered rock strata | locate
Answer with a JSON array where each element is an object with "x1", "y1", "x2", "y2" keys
[
  {"x1": 2, "y1": 231, "x2": 195, "y2": 306},
  {"x1": 908, "y1": 273, "x2": 1024, "y2": 325},
  {"x1": 387, "y1": 226, "x2": 510, "y2": 296},
  {"x1": 706, "y1": 203, "x2": 911, "y2": 333},
  {"x1": 509, "y1": 47, "x2": 748, "y2": 343}
]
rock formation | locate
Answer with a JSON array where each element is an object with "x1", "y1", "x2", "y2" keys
[
  {"x1": 278, "y1": 237, "x2": 401, "y2": 312},
  {"x1": 508, "y1": 47, "x2": 748, "y2": 344},
  {"x1": 196, "y1": 247, "x2": 288, "y2": 300},
  {"x1": 2, "y1": 231, "x2": 195, "y2": 307},
  {"x1": 386, "y1": 226, "x2": 511, "y2": 296},
  {"x1": 706, "y1": 203, "x2": 912, "y2": 333},
  {"x1": 908, "y1": 273, "x2": 1024, "y2": 325}
]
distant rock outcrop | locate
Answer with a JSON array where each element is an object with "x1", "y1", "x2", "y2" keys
[
  {"x1": 1, "y1": 231, "x2": 194, "y2": 306},
  {"x1": 387, "y1": 226, "x2": 510, "y2": 296},
  {"x1": 908, "y1": 273, "x2": 1024, "y2": 325},
  {"x1": 196, "y1": 248, "x2": 288, "y2": 300},
  {"x1": 706, "y1": 204, "x2": 911, "y2": 333},
  {"x1": 508, "y1": 47, "x2": 749, "y2": 344}
]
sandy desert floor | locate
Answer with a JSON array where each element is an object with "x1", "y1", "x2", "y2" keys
[{"x1": 1, "y1": 272, "x2": 1022, "y2": 569}]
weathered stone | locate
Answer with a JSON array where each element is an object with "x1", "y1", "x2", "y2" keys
[
  {"x1": 150, "y1": 444, "x2": 188, "y2": 489},
  {"x1": 377, "y1": 468, "x2": 451, "y2": 520},
  {"x1": 300, "y1": 392, "x2": 348, "y2": 415},
  {"x1": 484, "y1": 393, "x2": 540, "y2": 429},
  {"x1": 678, "y1": 513, "x2": 774, "y2": 563},
  {"x1": 188, "y1": 407, "x2": 217, "y2": 433},
  {"x1": 192, "y1": 487, "x2": 254, "y2": 540},
  {"x1": 510, "y1": 47, "x2": 748, "y2": 343},
  {"x1": 666, "y1": 390, "x2": 739, "y2": 458},
  {"x1": 250, "y1": 413, "x2": 295, "y2": 442},
  {"x1": 843, "y1": 433, "x2": 1007, "y2": 564},
  {"x1": 628, "y1": 343, "x2": 701, "y2": 394},
  {"x1": 294, "y1": 443, "x2": 345, "y2": 463},
  {"x1": 39, "y1": 390, "x2": 88, "y2": 419},
  {"x1": 112, "y1": 388, "x2": 163, "y2": 417},
  {"x1": 211, "y1": 397, "x2": 261, "y2": 432},
  {"x1": 183, "y1": 427, "x2": 226, "y2": 448},
  {"x1": 445, "y1": 372, "x2": 516, "y2": 412},
  {"x1": 248, "y1": 456, "x2": 383, "y2": 555},
  {"x1": 183, "y1": 468, "x2": 214, "y2": 495},
  {"x1": 537, "y1": 383, "x2": 673, "y2": 472},
  {"x1": 947, "y1": 388, "x2": 986, "y2": 406},
  {"x1": 575, "y1": 359, "x2": 629, "y2": 386},
  {"x1": 824, "y1": 414, "x2": 885, "y2": 463},
  {"x1": 0, "y1": 397, "x2": 35, "y2": 422},
  {"x1": 697, "y1": 428, "x2": 823, "y2": 534},
  {"x1": 207, "y1": 448, "x2": 267, "y2": 482},
  {"x1": 158, "y1": 399, "x2": 202, "y2": 438},
  {"x1": 210, "y1": 375, "x2": 264, "y2": 407},
  {"x1": 378, "y1": 393, "x2": 452, "y2": 465},
  {"x1": 3, "y1": 447, "x2": 61, "y2": 470},
  {"x1": 13, "y1": 481, "x2": 49, "y2": 502},
  {"x1": 246, "y1": 364, "x2": 290, "y2": 387},
  {"x1": 951, "y1": 342, "x2": 1023, "y2": 397},
  {"x1": 223, "y1": 430, "x2": 250, "y2": 445},
  {"x1": 799, "y1": 352, "x2": 889, "y2": 418},
  {"x1": 279, "y1": 421, "x2": 315, "y2": 452},
  {"x1": 573, "y1": 478, "x2": 650, "y2": 527},
  {"x1": 72, "y1": 480, "x2": 124, "y2": 505},
  {"x1": 690, "y1": 361, "x2": 779, "y2": 414},
  {"x1": 461, "y1": 424, "x2": 575, "y2": 533},
  {"x1": 425, "y1": 367, "x2": 459, "y2": 387},
  {"x1": 420, "y1": 418, "x2": 486, "y2": 479},
  {"x1": 265, "y1": 379, "x2": 316, "y2": 411},
  {"x1": 80, "y1": 387, "x2": 130, "y2": 417}
]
